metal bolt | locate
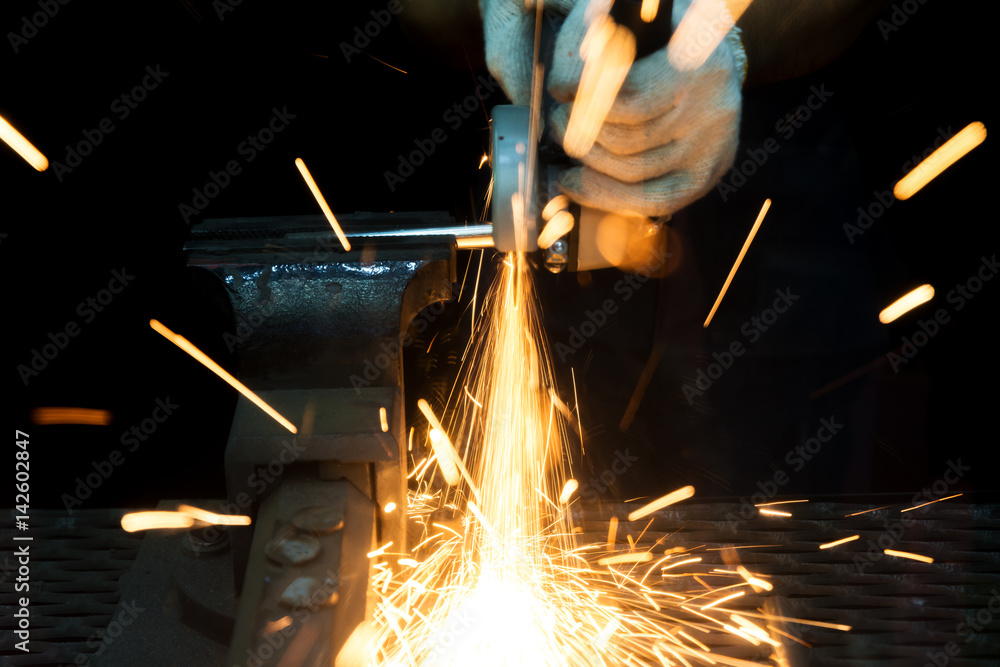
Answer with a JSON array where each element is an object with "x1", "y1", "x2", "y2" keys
[{"x1": 265, "y1": 532, "x2": 320, "y2": 566}]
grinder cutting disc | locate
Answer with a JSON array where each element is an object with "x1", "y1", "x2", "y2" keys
[{"x1": 489, "y1": 105, "x2": 539, "y2": 253}]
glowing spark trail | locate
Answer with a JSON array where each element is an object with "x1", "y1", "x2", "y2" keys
[
  {"x1": 0, "y1": 114, "x2": 48, "y2": 171},
  {"x1": 894, "y1": 121, "x2": 987, "y2": 200},
  {"x1": 884, "y1": 549, "x2": 934, "y2": 564},
  {"x1": 704, "y1": 198, "x2": 771, "y2": 327},
  {"x1": 149, "y1": 319, "x2": 297, "y2": 433},
  {"x1": 901, "y1": 493, "x2": 963, "y2": 512},
  {"x1": 879, "y1": 284, "x2": 935, "y2": 323},
  {"x1": 628, "y1": 485, "x2": 696, "y2": 521},
  {"x1": 30, "y1": 407, "x2": 112, "y2": 426},
  {"x1": 295, "y1": 157, "x2": 351, "y2": 251},
  {"x1": 819, "y1": 535, "x2": 860, "y2": 549}
]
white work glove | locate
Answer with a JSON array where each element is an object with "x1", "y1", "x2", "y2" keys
[
  {"x1": 483, "y1": 0, "x2": 746, "y2": 218},
  {"x1": 481, "y1": 0, "x2": 576, "y2": 106}
]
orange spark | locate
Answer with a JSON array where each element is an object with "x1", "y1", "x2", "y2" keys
[
  {"x1": 663, "y1": 557, "x2": 702, "y2": 570},
  {"x1": 264, "y1": 616, "x2": 292, "y2": 634},
  {"x1": 844, "y1": 504, "x2": 894, "y2": 517},
  {"x1": 879, "y1": 284, "x2": 935, "y2": 323},
  {"x1": 121, "y1": 511, "x2": 195, "y2": 532},
  {"x1": 0, "y1": 115, "x2": 48, "y2": 171},
  {"x1": 703, "y1": 198, "x2": 771, "y2": 327},
  {"x1": 599, "y1": 552, "x2": 654, "y2": 566},
  {"x1": 628, "y1": 485, "x2": 696, "y2": 521},
  {"x1": 640, "y1": 0, "x2": 659, "y2": 21},
  {"x1": 368, "y1": 541, "x2": 393, "y2": 559},
  {"x1": 754, "y1": 499, "x2": 808, "y2": 507},
  {"x1": 894, "y1": 121, "x2": 987, "y2": 200},
  {"x1": 294, "y1": 157, "x2": 351, "y2": 251},
  {"x1": 758, "y1": 508, "x2": 791, "y2": 517},
  {"x1": 736, "y1": 565, "x2": 772, "y2": 591},
  {"x1": 901, "y1": 493, "x2": 963, "y2": 513},
  {"x1": 819, "y1": 535, "x2": 860, "y2": 549},
  {"x1": 884, "y1": 549, "x2": 934, "y2": 564},
  {"x1": 384, "y1": 502, "x2": 397, "y2": 513},
  {"x1": 701, "y1": 591, "x2": 744, "y2": 610},
  {"x1": 176, "y1": 504, "x2": 251, "y2": 525},
  {"x1": 30, "y1": 407, "x2": 112, "y2": 426},
  {"x1": 379, "y1": 406, "x2": 389, "y2": 432},
  {"x1": 607, "y1": 516, "x2": 619, "y2": 550},
  {"x1": 559, "y1": 479, "x2": 579, "y2": 504},
  {"x1": 149, "y1": 319, "x2": 297, "y2": 433}
]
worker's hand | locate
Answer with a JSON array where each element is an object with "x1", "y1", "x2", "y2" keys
[
  {"x1": 548, "y1": 0, "x2": 745, "y2": 218},
  {"x1": 481, "y1": 0, "x2": 577, "y2": 106}
]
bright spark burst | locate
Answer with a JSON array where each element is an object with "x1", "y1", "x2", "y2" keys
[{"x1": 368, "y1": 253, "x2": 803, "y2": 665}]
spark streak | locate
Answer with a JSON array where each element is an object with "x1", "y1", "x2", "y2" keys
[
  {"x1": 30, "y1": 407, "x2": 112, "y2": 426},
  {"x1": 294, "y1": 157, "x2": 351, "y2": 251},
  {"x1": 819, "y1": 535, "x2": 860, "y2": 549},
  {"x1": 149, "y1": 319, "x2": 297, "y2": 433},
  {"x1": 628, "y1": 485, "x2": 696, "y2": 521},
  {"x1": 0, "y1": 115, "x2": 48, "y2": 171},
  {"x1": 894, "y1": 121, "x2": 987, "y2": 200},
  {"x1": 884, "y1": 549, "x2": 934, "y2": 564},
  {"x1": 703, "y1": 198, "x2": 771, "y2": 327},
  {"x1": 901, "y1": 493, "x2": 963, "y2": 512},
  {"x1": 878, "y1": 284, "x2": 935, "y2": 323}
]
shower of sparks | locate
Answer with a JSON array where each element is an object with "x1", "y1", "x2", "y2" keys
[
  {"x1": 149, "y1": 319, "x2": 298, "y2": 433},
  {"x1": 563, "y1": 9, "x2": 637, "y2": 157},
  {"x1": 884, "y1": 549, "x2": 934, "y2": 564},
  {"x1": 878, "y1": 284, "x2": 935, "y2": 323},
  {"x1": 668, "y1": 0, "x2": 753, "y2": 71},
  {"x1": 30, "y1": 407, "x2": 112, "y2": 426},
  {"x1": 819, "y1": 535, "x2": 860, "y2": 549},
  {"x1": 901, "y1": 493, "x2": 963, "y2": 512},
  {"x1": 294, "y1": 157, "x2": 351, "y2": 251},
  {"x1": 893, "y1": 121, "x2": 987, "y2": 200},
  {"x1": 365, "y1": 254, "x2": 804, "y2": 664},
  {"x1": 627, "y1": 485, "x2": 696, "y2": 521},
  {"x1": 0, "y1": 114, "x2": 48, "y2": 171},
  {"x1": 703, "y1": 198, "x2": 771, "y2": 328}
]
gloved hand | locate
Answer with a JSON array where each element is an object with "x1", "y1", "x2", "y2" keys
[
  {"x1": 483, "y1": 0, "x2": 746, "y2": 218},
  {"x1": 481, "y1": 0, "x2": 576, "y2": 106}
]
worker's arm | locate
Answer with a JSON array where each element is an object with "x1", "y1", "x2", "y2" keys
[{"x1": 737, "y1": 0, "x2": 896, "y2": 86}]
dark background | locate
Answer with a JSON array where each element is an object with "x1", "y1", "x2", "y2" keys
[{"x1": 3, "y1": 0, "x2": 996, "y2": 511}]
